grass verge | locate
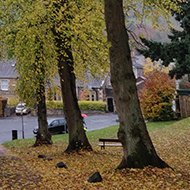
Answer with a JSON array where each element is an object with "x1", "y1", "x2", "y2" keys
[{"x1": 1, "y1": 119, "x2": 190, "y2": 189}]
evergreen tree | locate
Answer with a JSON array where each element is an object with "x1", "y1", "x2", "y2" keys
[{"x1": 137, "y1": 0, "x2": 190, "y2": 81}]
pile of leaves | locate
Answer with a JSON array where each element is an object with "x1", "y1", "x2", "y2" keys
[{"x1": 0, "y1": 119, "x2": 190, "y2": 189}]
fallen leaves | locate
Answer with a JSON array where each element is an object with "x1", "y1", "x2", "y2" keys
[
  {"x1": 0, "y1": 119, "x2": 190, "y2": 189},
  {"x1": 0, "y1": 155, "x2": 42, "y2": 189}
]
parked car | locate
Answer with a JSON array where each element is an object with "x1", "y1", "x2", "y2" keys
[
  {"x1": 15, "y1": 103, "x2": 31, "y2": 115},
  {"x1": 33, "y1": 118, "x2": 68, "y2": 135}
]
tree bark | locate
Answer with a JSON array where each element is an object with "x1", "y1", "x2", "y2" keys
[
  {"x1": 33, "y1": 83, "x2": 52, "y2": 147},
  {"x1": 104, "y1": 0, "x2": 170, "y2": 169},
  {"x1": 52, "y1": 31, "x2": 92, "y2": 153}
]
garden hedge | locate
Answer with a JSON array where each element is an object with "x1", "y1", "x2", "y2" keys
[{"x1": 46, "y1": 101, "x2": 106, "y2": 111}]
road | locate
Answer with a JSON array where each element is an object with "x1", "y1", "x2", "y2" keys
[{"x1": 0, "y1": 113, "x2": 119, "y2": 145}]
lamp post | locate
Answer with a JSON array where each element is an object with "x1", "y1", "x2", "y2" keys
[{"x1": 21, "y1": 108, "x2": 24, "y2": 139}]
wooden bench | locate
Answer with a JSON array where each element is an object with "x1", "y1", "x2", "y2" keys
[{"x1": 98, "y1": 138, "x2": 122, "y2": 149}]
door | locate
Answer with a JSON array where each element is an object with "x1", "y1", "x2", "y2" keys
[{"x1": 107, "y1": 98, "x2": 114, "y2": 112}]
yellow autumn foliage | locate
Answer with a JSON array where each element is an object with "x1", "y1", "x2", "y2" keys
[
  {"x1": 142, "y1": 58, "x2": 173, "y2": 75},
  {"x1": 0, "y1": 0, "x2": 181, "y2": 105},
  {"x1": 139, "y1": 71, "x2": 176, "y2": 121}
]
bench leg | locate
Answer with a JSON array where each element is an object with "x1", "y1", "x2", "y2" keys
[
  {"x1": 101, "y1": 145, "x2": 105, "y2": 149},
  {"x1": 101, "y1": 142, "x2": 105, "y2": 149}
]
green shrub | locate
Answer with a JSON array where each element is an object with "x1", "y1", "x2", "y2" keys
[
  {"x1": 46, "y1": 100, "x2": 106, "y2": 111},
  {"x1": 7, "y1": 97, "x2": 19, "y2": 106},
  {"x1": 46, "y1": 101, "x2": 63, "y2": 109},
  {"x1": 79, "y1": 101, "x2": 106, "y2": 111}
]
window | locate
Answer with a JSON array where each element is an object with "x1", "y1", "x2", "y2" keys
[
  {"x1": 51, "y1": 120, "x2": 59, "y2": 125},
  {"x1": 59, "y1": 119, "x2": 66, "y2": 125},
  {"x1": 92, "y1": 94, "x2": 94, "y2": 101},
  {"x1": 1, "y1": 80, "x2": 9, "y2": 91}
]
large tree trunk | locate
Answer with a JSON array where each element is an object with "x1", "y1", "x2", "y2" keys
[
  {"x1": 53, "y1": 31, "x2": 92, "y2": 153},
  {"x1": 104, "y1": 0, "x2": 170, "y2": 169},
  {"x1": 33, "y1": 83, "x2": 52, "y2": 147}
]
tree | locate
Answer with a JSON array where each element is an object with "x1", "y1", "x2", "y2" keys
[
  {"x1": 45, "y1": 0, "x2": 110, "y2": 152},
  {"x1": 0, "y1": 1, "x2": 57, "y2": 145},
  {"x1": 31, "y1": 42, "x2": 53, "y2": 146},
  {"x1": 50, "y1": 1, "x2": 92, "y2": 151},
  {"x1": 138, "y1": 71, "x2": 176, "y2": 121},
  {"x1": 0, "y1": 0, "x2": 109, "y2": 150},
  {"x1": 104, "y1": 0, "x2": 172, "y2": 169},
  {"x1": 137, "y1": 0, "x2": 190, "y2": 81},
  {"x1": 141, "y1": 57, "x2": 172, "y2": 75}
]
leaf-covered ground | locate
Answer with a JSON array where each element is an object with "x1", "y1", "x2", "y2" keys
[{"x1": 0, "y1": 119, "x2": 190, "y2": 189}]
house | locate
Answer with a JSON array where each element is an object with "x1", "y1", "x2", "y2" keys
[
  {"x1": 0, "y1": 59, "x2": 63, "y2": 102},
  {"x1": 0, "y1": 59, "x2": 18, "y2": 100},
  {"x1": 46, "y1": 76, "x2": 62, "y2": 101},
  {"x1": 76, "y1": 76, "x2": 104, "y2": 102},
  {"x1": 76, "y1": 74, "x2": 114, "y2": 111},
  {"x1": 136, "y1": 75, "x2": 146, "y2": 91},
  {"x1": 0, "y1": 58, "x2": 145, "y2": 113},
  {"x1": 76, "y1": 59, "x2": 145, "y2": 112}
]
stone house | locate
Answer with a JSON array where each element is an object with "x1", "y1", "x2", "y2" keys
[
  {"x1": 0, "y1": 59, "x2": 62, "y2": 103},
  {"x1": 0, "y1": 59, "x2": 18, "y2": 100},
  {"x1": 76, "y1": 59, "x2": 145, "y2": 112}
]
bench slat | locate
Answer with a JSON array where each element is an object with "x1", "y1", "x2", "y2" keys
[
  {"x1": 99, "y1": 138, "x2": 120, "y2": 142},
  {"x1": 98, "y1": 138, "x2": 122, "y2": 149},
  {"x1": 98, "y1": 143, "x2": 122, "y2": 147}
]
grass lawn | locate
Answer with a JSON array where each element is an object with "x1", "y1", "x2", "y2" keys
[{"x1": 0, "y1": 118, "x2": 190, "y2": 189}]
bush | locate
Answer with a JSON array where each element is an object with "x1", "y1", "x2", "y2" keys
[
  {"x1": 7, "y1": 97, "x2": 19, "y2": 106},
  {"x1": 138, "y1": 71, "x2": 176, "y2": 121},
  {"x1": 46, "y1": 101, "x2": 63, "y2": 109},
  {"x1": 78, "y1": 101, "x2": 106, "y2": 111},
  {"x1": 46, "y1": 101, "x2": 106, "y2": 111}
]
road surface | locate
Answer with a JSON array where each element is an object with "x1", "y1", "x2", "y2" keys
[{"x1": 0, "y1": 113, "x2": 119, "y2": 146}]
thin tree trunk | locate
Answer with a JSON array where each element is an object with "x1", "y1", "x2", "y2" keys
[
  {"x1": 104, "y1": 0, "x2": 170, "y2": 169},
  {"x1": 33, "y1": 82, "x2": 52, "y2": 147},
  {"x1": 52, "y1": 31, "x2": 92, "y2": 153}
]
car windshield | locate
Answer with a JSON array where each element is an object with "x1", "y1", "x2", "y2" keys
[
  {"x1": 47, "y1": 119, "x2": 56, "y2": 125},
  {"x1": 47, "y1": 118, "x2": 66, "y2": 125},
  {"x1": 17, "y1": 105, "x2": 25, "y2": 108},
  {"x1": 59, "y1": 119, "x2": 66, "y2": 125},
  {"x1": 17, "y1": 103, "x2": 26, "y2": 108}
]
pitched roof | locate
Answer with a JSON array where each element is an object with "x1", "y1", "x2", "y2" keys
[
  {"x1": 0, "y1": 59, "x2": 18, "y2": 79},
  {"x1": 133, "y1": 62, "x2": 144, "y2": 69},
  {"x1": 77, "y1": 77, "x2": 104, "y2": 89}
]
